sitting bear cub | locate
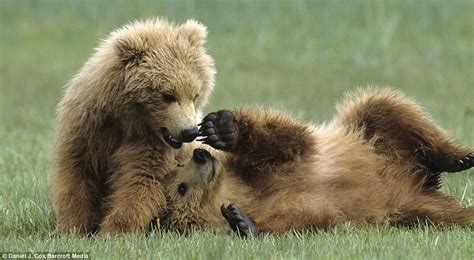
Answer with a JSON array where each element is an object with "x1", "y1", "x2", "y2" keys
[
  {"x1": 50, "y1": 18, "x2": 215, "y2": 235},
  {"x1": 163, "y1": 87, "x2": 473, "y2": 236}
]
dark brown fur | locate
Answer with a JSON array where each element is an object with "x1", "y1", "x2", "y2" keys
[
  {"x1": 164, "y1": 88, "x2": 473, "y2": 234},
  {"x1": 335, "y1": 88, "x2": 472, "y2": 188}
]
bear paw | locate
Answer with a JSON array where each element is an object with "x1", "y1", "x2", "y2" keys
[
  {"x1": 454, "y1": 152, "x2": 474, "y2": 172},
  {"x1": 198, "y1": 110, "x2": 234, "y2": 150},
  {"x1": 221, "y1": 203, "x2": 258, "y2": 237}
]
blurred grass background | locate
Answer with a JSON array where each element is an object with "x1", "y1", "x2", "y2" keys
[{"x1": 0, "y1": 0, "x2": 473, "y2": 259}]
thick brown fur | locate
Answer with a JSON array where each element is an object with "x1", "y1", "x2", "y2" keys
[
  {"x1": 163, "y1": 87, "x2": 473, "y2": 234},
  {"x1": 334, "y1": 87, "x2": 472, "y2": 188},
  {"x1": 50, "y1": 18, "x2": 215, "y2": 235}
]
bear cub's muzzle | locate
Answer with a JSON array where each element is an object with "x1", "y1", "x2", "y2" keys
[{"x1": 193, "y1": 148, "x2": 212, "y2": 164}]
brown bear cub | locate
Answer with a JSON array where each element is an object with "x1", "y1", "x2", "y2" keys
[
  {"x1": 50, "y1": 19, "x2": 215, "y2": 235},
  {"x1": 163, "y1": 88, "x2": 473, "y2": 236}
]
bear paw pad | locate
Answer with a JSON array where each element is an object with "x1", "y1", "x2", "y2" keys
[{"x1": 198, "y1": 110, "x2": 234, "y2": 150}]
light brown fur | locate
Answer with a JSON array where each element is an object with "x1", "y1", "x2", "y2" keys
[
  {"x1": 50, "y1": 18, "x2": 215, "y2": 235},
  {"x1": 164, "y1": 88, "x2": 473, "y2": 234}
]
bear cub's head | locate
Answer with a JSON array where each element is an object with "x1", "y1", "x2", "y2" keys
[
  {"x1": 163, "y1": 148, "x2": 224, "y2": 231},
  {"x1": 165, "y1": 148, "x2": 223, "y2": 215},
  {"x1": 101, "y1": 19, "x2": 215, "y2": 148}
]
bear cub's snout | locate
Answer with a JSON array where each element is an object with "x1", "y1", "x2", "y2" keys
[{"x1": 193, "y1": 148, "x2": 211, "y2": 164}]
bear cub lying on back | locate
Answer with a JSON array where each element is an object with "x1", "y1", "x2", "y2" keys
[{"x1": 163, "y1": 87, "x2": 474, "y2": 236}]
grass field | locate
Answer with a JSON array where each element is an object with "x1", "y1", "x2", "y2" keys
[{"x1": 1, "y1": 0, "x2": 473, "y2": 259}]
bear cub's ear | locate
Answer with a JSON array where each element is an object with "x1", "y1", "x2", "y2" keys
[
  {"x1": 115, "y1": 36, "x2": 146, "y2": 63},
  {"x1": 178, "y1": 19, "x2": 208, "y2": 47}
]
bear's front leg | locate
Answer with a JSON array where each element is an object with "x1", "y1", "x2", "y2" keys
[
  {"x1": 221, "y1": 204, "x2": 258, "y2": 237},
  {"x1": 198, "y1": 108, "x2": 316, "y2": 175},
  {"x1": 98, "y1": 143, "x2": 169, "y2": 235}
]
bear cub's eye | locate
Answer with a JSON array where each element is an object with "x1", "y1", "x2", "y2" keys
[
  {"x1": 163, "y1": 94, "x2": 177, "y2": 103},
  {"x1": 178, "y1": 183, "x2": 187, "y2": 196}
]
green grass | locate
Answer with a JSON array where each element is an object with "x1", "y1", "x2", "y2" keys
[{"x1": 1, "y1": 0, "x2": 473, "y2": 259}]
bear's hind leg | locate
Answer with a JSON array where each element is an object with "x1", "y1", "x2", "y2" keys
[
  {"x1": 335, "y1": 88, "x2": 473, "y2": 176},
  {"x1": 250, "y1": 200, "x2": 341, "y2": 234},
  {"x1": 50, "y1": 167, "x2": 101, "y2": 235},
  {"x1": 392, "y1": 193, "x2": 474, "y2": 226}
]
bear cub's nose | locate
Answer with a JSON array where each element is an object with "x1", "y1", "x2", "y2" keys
[
  {"x1": 181, "y1": 127, "x2": 199, "y2": 142},
  {"x1": 193, "y1": 148, "x2": 211, "y2": 164}
]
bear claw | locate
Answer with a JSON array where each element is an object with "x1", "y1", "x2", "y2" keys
[
  {"x1": 454, "y1": 152, "x2": 474, "y2": 172},
  {"x1": 221, "y1": 204, "x2": 258, "y2": 237},
  {"x1": 198, "y1": 110, "x2": 234, "y2": 150}
]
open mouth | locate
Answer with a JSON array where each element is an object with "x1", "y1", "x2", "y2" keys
[{"x1": 161, "y1": 128, "x2": 183, "y2": 149}]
